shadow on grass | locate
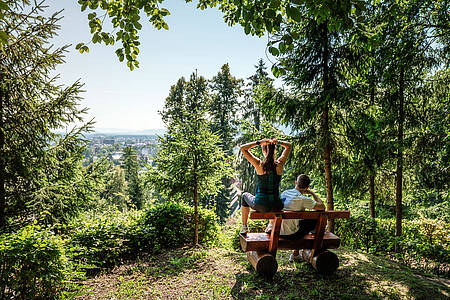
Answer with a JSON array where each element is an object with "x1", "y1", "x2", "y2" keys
[
  {"x1": 230, "y1": 264, "x2": 380, "y2": 300},
  {"x1": 229, "y1": 249, "x2": 450, "y2": 300}
]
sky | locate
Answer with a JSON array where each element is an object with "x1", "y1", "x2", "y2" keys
[{"x1": 47, "y1": 0, "x2": 276, "y2": 131}]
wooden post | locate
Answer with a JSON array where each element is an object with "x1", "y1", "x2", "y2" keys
[
  {"x1": 302, "y1": 249, "x2": 339, "y2": 275},
  {"x1": 310, "y1": 213, "x2": 327, "y2": 261},
  {"x1": 268, "y1": 215, "x2": 282, "y2": 256},
  {"x1": 247, "y1": 251, "x2": 278, "y2": 278}
]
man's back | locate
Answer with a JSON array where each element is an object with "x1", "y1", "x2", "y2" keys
[{"x1": 280, "y1": 188, "x2": 316, "y2": 235}]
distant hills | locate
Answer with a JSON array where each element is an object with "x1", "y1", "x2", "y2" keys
[{"x1": 89, "y1": 128, "x2": 166, "y2": 136}]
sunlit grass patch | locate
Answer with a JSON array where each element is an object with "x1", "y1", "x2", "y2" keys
[{"x1": 108, "y1": 276, "x2": 162, "y2": 299}]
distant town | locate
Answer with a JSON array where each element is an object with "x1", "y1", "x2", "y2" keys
[{"x1": 84, "y1": 134, "x2": 160, "y2": 167}]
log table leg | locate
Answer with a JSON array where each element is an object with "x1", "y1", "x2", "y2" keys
[
  {"x1": 247, "y1": 251, "x2": 278, "y2": 278},
  {"x1": 302, "y1": 249, "x2": 339, "y2": 275}
]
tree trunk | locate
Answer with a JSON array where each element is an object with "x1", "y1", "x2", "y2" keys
[
  {"x1": 254, "y1": 110, "x2": 261, "y2": 131},
  {"x1": 370, "y1": 64, "x2": 375, "y2": 105},
  {"x1": 369, "y1": 64, "x2": 376, "y2": 219},
  {"x1": 192, "y1": 70, "x2": 199, "y2": 245},
  {"x1": 369, "y1": 173, "x2": 375, "y2": 218},
  {"x1": 395, "y1": 67, "x2": 404, "y2": 237},
  {"x1": 193, "y1": 139, "x2": 199, "y2": 245},
  {"x1": 322, "y1": 106, "x2": 334, "y2": 232},
  {"x1": 0, "y1": 81, "x2": 5, "y2": 230},
  {"x1": 321, "y1": 21, "x2": 334, "y2": 232},
  {"x1": 194, "y1": 183, "x2": 199, "y2": 245}
]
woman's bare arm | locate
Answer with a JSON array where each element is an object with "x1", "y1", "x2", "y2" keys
[
  {"x1": 274, "y1": 140, "x2": 292, "y2": 166},
  {"x1": 240, "y1": 139, "x2": 269, "y2": 169}
]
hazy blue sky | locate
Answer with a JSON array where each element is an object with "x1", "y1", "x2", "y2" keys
[{"x1": 48, "y1": 0, "x2": 275, "y2": 131}]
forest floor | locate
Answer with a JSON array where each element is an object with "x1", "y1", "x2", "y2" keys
[{"x1": 72, "y1": 246, "x2": 450, "y2": 299}]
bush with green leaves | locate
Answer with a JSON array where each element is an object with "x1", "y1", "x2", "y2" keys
[
  {"x1": 69, "y1": 202, "x2": 221, "y2": 271},
  {"x1": 68, "y1": 210, "x2": 143, "y2": 271},
  {"x1": 142, "y1": 202, "x2": 221, "y2": 251},
  {"x1": 0, "y1": 224, "x2": 75, "y2": 299},
  {"x1": 335, "y1": 216, "x2": 449, "y2": 275}
]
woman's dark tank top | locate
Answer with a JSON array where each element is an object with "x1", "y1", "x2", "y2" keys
[{"x1": 254, "y1": 172, "x2": 283, "y2": 212}]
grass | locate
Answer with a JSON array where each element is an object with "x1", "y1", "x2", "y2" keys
[{"x1": 73, "y1": 246, "x2": 449, "y2": 299}]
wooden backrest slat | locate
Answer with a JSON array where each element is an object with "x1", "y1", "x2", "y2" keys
[{"x1": 250, "y1": 210, "x2": 350, "y2": 220}]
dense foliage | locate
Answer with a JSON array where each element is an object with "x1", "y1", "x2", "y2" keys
[
  {"x1": 0, "y1": 0, "x2": 448, "y2": 297},
  {"x1": 0, "y1": 1, "x2": 97, "y2": 231},
  {"x1": 335, "y1": 216, "x2": 450, "y2": 275},
  {"x1": 0, "y1": 224, "x2": 75, "y2": 299},
  {"x1": 0, "y1": 202, "x2": 221, "y2": 298},
  {"x1": 70, "y1": 0, "x2": 449, "y2": 236},
  {"x1": 122, "y1": 146, "x2": 143, "y2": 209},
  {"x1": 142, "y1": 202, "x2": 221, "y2": 249},
  {"x1": 70, "y1": 202, "x2": 220, "y2": 270}
]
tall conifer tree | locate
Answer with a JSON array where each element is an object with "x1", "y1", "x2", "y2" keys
[
  {"x1": 0, "y1": 1, "x2": 92, "y2": 230},
  {"x1": 373, "y1": 0, "x2": 437, "y2": 235},
  {"x1": 209, "y1": 63, "x2": 243, "y2": 153},
  {"x1": 122, "y1": 146, "x2": 142, "y2": 209},
  {"x1": 149, "y1": 72, "x2": 232, "y2": 243}
]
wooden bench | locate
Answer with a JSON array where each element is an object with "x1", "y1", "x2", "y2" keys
[{"x1": 239, "y1": 210, "x2": 350, "y2": 278}]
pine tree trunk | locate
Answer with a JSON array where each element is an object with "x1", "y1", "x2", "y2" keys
[
  {"x1": 193, "y1": 71, "x2": 200, "y2": 246},
  {"x1": 395, "y1": 67, "x2": 404, "y2": 237},
  {"x1": 369, "y1": 173, "x2": 375, "y2": 218},
  {"x1": 0, "y1": 82, "x2": 5, "y2": 230},
  {"x1": 193, "y1": 144, "x2": 199, "y2": 245},
  {"x1": 321, "y1": 21, "x2": 334, "y2": 232},
  {"x1": 370, "y1": 65, "x2": 375, "y2": 105},
  {"x1": 194, "y1": 183, "x2": 199, "y2": 245},
  {"x1": 369, "y1": 65, "x2": 376, "y2": 219},
  {"x1": 323, "y1": 106, "x2": 334, "y2": 231}
]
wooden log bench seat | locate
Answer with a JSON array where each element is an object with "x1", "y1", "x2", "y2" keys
[{"x1": 239, "y1": 210, "x2": 350, "y2": 278}]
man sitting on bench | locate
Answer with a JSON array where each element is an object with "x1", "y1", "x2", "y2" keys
[{"x1": 278, "y1": 174, "x2": 325, "y2": 262}]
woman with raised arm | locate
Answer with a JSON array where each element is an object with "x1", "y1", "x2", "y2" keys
[{"x1": 239, "y1": 138, "x2": 292, "y2": 234}]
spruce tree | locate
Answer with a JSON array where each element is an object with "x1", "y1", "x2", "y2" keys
[
  {"x1": 257, "y1": 7, "x2": 357, "y2": 231},
  {"x1": 372, "y1": 0, "x2": 437, "y2": 235},
  {"x1": 104, "y1": 166, "x2": 128, "y2": 210},
  {"x1": 245, "y1": 59, "x2": 273, "y2": 130},
  {"x1": 209, "y1": 63, "x2": 243, "y2": 154},
  {"x1": 122, "y1": 146, "x2": 142, "y2": 209},
  {"x1": 148, "y1": 72, "x2": 232, "y2": 244},
  {"x1": 160, "y1": 77, "x2": 186, "y2": 125},
  {"x1": 0, "y1": 1, "x2": 92, "y2": 230},
  {"x1": 208, "y1": 64, "x2": 243, "y2": 220}
]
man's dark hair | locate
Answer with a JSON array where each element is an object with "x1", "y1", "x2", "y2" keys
[{"x1": 296, "y1": 174, "x2": 310, "y2": 189}]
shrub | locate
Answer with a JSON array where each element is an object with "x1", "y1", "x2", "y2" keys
[
  {"x1": 69, "y1": 202, "x2": 221, "y2": 270},
  {"x1": 335, "y1": 216, "x2": 450, "y2": 270},
  {"x1": 142, "y1": 202, "x2": 221, "y2": 251},
  {"x1": 68, "y1": 210, "x2": 144, "y2": 270},
  {"x1": 0, "y1": 224, "x2": 74, "y2": 299}
]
